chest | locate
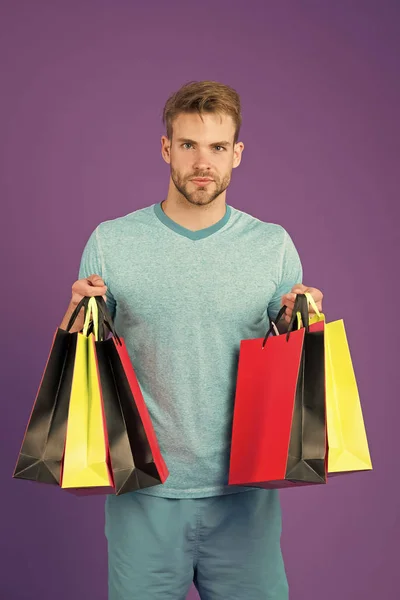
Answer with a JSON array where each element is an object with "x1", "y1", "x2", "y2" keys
[{"x1": 106, "y1": 236, "x2": 282, "y2": 329}]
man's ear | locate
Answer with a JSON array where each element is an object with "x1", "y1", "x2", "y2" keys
[
  {"x1": 161, "y1": 135, "x2": 171, "y2": 164},
  {"x1": 233, "y1": 141, "x2": 244, "y2": 169}
]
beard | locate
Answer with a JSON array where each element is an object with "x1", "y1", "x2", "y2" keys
[{"x1": 170, "y1": 166, "x2": 231, "y2": 206}]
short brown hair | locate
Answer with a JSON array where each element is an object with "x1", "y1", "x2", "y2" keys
[{"x1": 162, "y1": 80, "x2": 242, "y2": 143}]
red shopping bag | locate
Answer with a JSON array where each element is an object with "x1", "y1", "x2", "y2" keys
[
  {"x1": 93, "y1": 297, "x2": 169, "y2": 493},
  {"x1": 229, "y1": 294, "x2": 327, "y2": 489}
]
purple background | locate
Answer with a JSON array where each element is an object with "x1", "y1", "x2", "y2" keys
[{"x1": 1, "y1": 1, "x2": 398, "y2": 599}]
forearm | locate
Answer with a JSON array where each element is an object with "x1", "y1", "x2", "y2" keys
[{"x1": 59, "y1": 300, "x2": 84, "y2": 333}]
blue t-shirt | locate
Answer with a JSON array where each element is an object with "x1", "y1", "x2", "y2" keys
[{"x1": 78, "y1": 202, "x2": 303, "y2": 498}]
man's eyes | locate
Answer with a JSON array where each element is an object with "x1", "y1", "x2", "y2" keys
[{"x1": 182, "y1": 143, "x2": 226, "y2": 151}]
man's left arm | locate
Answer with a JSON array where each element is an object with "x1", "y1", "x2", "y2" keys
[{"x1": 267, "y1": 229, "x2": 323, "y2": 332}]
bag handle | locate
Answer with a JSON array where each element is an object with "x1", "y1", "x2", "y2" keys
[
  {"x1": 65, "y1": 296, "x2": 90, "y2": 332},
  {"x1": 82, "y1": 297, "x2": 121, "y2": 344},
  {"x1": 304, "y1": 292, "x2": 325, "y2": 325},
  {"x1": 285, "y1": 293, "x2": 310, "y2": 340},
  {"x1": 64, "y1": 295, "x2": 117, "y2": 343},
  {"x1": 95, "y1": 296, "x2": 122, "y2": 345},
  {"x1": 292, "y1": 292, "x2": 324, "y2": 328},
  {"x1": 262, "y1": 305, "x2": 286, "y2": 348},
  {"x1": 304, "y1": 292, "x2": 320, "y2": 318},
  {"x1": 82, "y1": 297, "x2": 99, "y2": 340},
  {"x1": 262, "y1": 294, "x2": 310, "y2": 348}
]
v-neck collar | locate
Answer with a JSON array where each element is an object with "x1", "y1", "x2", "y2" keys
[{"x1": 153, "y1": 201, "x2": 231, "y2": 241}]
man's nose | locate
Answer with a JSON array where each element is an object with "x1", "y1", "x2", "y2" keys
[{"x1": 192, "y1": 149, "x2": 212, "y2": 171}]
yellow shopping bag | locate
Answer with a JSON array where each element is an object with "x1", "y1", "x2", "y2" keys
[
  {"x1": 61, "y1": 297, "x2": 112, "y2": 489},
  {"x1": 306, "y1": 294, "x2": 373, "y2": 474}
]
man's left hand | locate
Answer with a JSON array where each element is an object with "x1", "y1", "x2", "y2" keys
[{"x1": 281, "y1": 284, "x2": 323, "y2": 324}]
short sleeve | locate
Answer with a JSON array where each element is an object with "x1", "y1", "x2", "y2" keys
[
  {"x1": 267, "y1": 229, "x2": 303, "y2": 322},
  {"x1": 78, "y1": 227, "x2": 117, "y2": 319}
]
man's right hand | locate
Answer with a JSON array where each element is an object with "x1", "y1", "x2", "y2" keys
[
  {"x1": 71, "y1": 273, "x2": 108, "y2": 306},
  {"x1": 60, "y1": 274, "x2": 108, "y2": 332}
]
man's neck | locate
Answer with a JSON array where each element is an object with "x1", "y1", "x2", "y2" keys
[{"x1": 161, "y1": 194, "x2": 227, "y2": 232}]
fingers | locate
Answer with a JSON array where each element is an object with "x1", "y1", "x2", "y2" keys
[
  {"x1": 280, "y1": 294, "x2": 294, "y2": 323},
  {"x1": 281, "y1": 285, "x2": 324, "y2": 324},
  {"x1": 291, "y1": 284, "x2": 309, "y2": 295},
  {"x1": 307, "y1": 287, "x2": 324, "y2": 306},
  {"x1": 292, "y1": 285, "x2": 323, "y2": 305},
  {"x1": 283, "y1": 306, "x2": 293, "y2": 323},
  {"x1": 72, "y1": 274, "x2": 108, "y2": 299},
  {"x1": 281, "y1": 289, "x2": 307, "y2": 323},
  {"x1": 282, "y1": 292, "x2": 296, "y2": 307},
  {"x1": 85, "y1": 284, "x2": 108, "y2": 297},
  {"x1": 87, "y1": 274, "x2": 106, "y2": 287}
]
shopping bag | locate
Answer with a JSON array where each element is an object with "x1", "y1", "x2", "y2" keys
[
  {"x1": 13, "y1": 297, "x2": 91, "y2": 485},
  {"x1": 305, "y1": 294, "x2": 372, "y2": 475},
  {"x1": 92, "y1": 296, "x2": 169, "y2": 494},
  {"x1": 61, "y1": 297, "x2": 113, "y2": 490},
  {"x1": 229, "y1": 294, "x2": 327, "y2": 489}
]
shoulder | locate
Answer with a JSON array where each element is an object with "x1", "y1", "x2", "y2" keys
[
  {"x1": 93, "y1": 204, "x2": 156, "y2": 242},
  {"x1": 230, "y1": 205, "x2": 288, "y2": 241}
]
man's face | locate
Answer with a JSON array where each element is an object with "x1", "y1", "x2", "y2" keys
[{"x1": 161, "y1": 112, "x2": 244, "y2": 206}]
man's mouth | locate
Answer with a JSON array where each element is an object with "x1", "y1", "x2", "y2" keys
[{"x1": 191, "y1": 178, "x2": 213, "y2": 185}]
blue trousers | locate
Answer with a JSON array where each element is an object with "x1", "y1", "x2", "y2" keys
[{"x1": 105, "y1": 488, "x2": 288, "y2": 600}]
